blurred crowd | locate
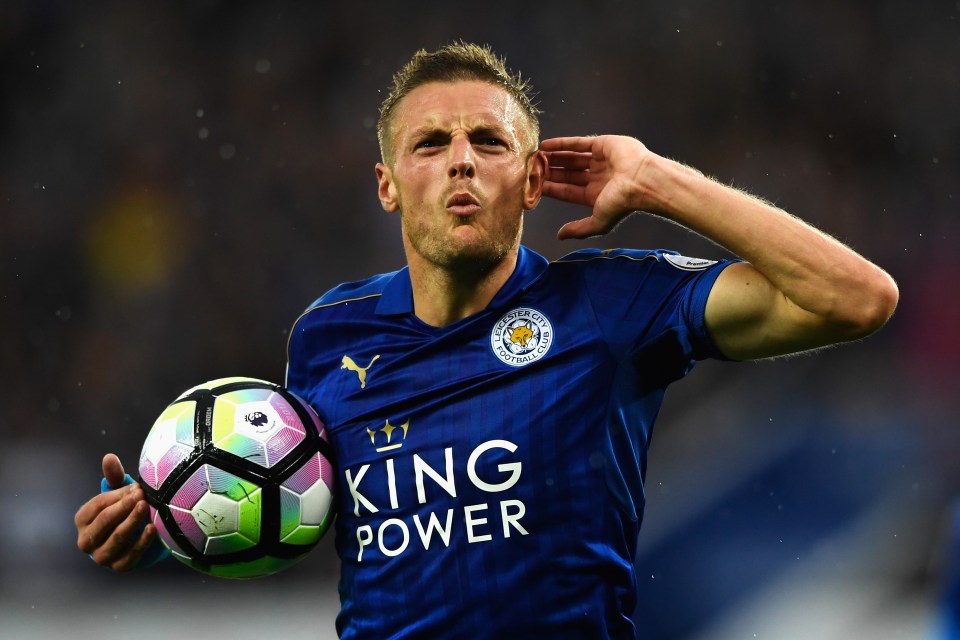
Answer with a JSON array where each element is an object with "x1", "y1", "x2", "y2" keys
[{"x1": 1, "y1": 0, "x2": 957, "y2": 636}]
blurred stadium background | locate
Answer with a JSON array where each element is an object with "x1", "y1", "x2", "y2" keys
[{"x1": 2, "y1": 1, "x2": 958, "y2": 638}]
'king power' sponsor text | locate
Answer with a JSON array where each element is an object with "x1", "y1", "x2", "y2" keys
[{"x1": 344, "y1": 439, "x2": 529, "y2": 561}]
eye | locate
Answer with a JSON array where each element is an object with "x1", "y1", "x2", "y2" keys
[{"x1": 479, "y1": 137, "x2": 505, "y2": 147}]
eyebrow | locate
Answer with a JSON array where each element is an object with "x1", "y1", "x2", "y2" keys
[
  {"x1": 409, "y1": 125, "x2": 447, "y2": 140},
  {"x1": 408, "y1": 123, "x2": 514, "y2": 144}
]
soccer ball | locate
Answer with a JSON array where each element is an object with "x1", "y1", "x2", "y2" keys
[{"x1": 137, "y1": 377, "x2": 334, "y2": 579}]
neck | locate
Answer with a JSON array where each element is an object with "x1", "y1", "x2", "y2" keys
[{"x1": 407, "y1": 248, "x2": 519, "y2": 327}]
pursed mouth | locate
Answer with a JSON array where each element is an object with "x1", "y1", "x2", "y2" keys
[
  {"x1": 446, "y1": 192, "x2": 482, "y2": 215},
  {"x1": 446, "y1": 192, "x2": 480, "y2": 207}
]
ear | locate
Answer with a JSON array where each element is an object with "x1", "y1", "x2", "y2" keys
[
  {"x1": 375, "y1": 163, "x2": 400, "y2": 212},
  {"x1": 522, "y1": 150, "x2": 547, "y2": 211}
]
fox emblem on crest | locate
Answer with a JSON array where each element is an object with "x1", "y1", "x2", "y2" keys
[
  {"x1": 341, "y1": 354, "x2": 380, "y2": 389},
  {"x1": 509, "y1": 322, "x2": 535, "y2": 348}
]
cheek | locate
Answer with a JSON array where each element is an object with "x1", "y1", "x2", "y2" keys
[
  {"x1": 396, "y1": 164, "x2": 442, "y2": 202},
  {"x1": 491, "y1": 165, "x2": 528, "y2": 202}
]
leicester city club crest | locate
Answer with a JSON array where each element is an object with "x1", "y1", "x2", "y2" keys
[{"x1": 490, "y1": 307, "x2": 554, "y2": 367}]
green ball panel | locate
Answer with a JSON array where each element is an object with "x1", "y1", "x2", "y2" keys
[
  {"x1": 200, "y1": 554, "x2": 308, "y2": 580},
  {"x1": 280, "y1": 524, "x2": 321, "y2": 546},
  {"x1": 215, "y1": 432, "x2": 265, "y2": 464},
  {"x1": 237, "y1": 487, "x2": 263, "y2": 541},
  {"x1": 205, "y1": 531, "x2": 258, "y2": 555}
]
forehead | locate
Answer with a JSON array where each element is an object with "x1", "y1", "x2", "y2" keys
[{"x1": 392, "y1": 80, "x2": 523, "y2": 136}]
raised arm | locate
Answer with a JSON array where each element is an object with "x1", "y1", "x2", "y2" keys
[{"x1": 540, "y1": 135, "x2": 899, "y2": 360}]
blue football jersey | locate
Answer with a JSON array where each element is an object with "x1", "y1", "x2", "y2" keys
[{"x1": 286, "y1": 245, "x2": 732, "y2": 639}]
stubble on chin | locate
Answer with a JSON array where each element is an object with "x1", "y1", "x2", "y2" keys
[{"x1": 403, "y1": 212, "x2": 522, "y2": 277}]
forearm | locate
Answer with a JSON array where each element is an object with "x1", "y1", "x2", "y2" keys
[{"x1": 638, "y1": 155, "x2": 898, "y2": 335}]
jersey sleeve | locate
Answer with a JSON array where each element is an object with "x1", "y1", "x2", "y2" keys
[
  {"x1": 285, "y1": 316, "x2": 308, "y2": 397},
  {"x1": 568, "y1": 248, "x2": 735, "y2": 378},
  {"x1": 283, "y1": 285, "x2": 356, "y2": 403},
  {"x1": 284, "y1": 272, "x2": 396, "y2": 421}
]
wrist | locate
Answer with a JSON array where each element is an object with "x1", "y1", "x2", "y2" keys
[{"x1": 638, "y1": 154, "x2": 712, "y2": 222}]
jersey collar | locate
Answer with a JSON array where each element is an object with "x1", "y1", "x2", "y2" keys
[{"x1": 375, "y1": 245, "x2": 549, "y2": 317}]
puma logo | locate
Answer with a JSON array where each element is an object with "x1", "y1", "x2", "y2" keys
[{"x1": 341, "y1": 354, "x2": 381, "y2": 389}]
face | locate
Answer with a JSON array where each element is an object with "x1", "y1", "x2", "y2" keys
[{"x1": 376, "y1": 80, "x2": 545, "y2": 276}]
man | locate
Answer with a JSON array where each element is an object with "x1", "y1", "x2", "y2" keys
[{"x1": 76, "y1": 42, "x2": 898, "y2": 638}]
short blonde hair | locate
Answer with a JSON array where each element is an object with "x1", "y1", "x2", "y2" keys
[{"x1": 377, "y1": 41, "x2": 541, "y2": 164}]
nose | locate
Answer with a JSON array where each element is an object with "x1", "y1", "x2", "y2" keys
[{"x1": 447, "y1": 135, "x2": 475, "y2": 179}]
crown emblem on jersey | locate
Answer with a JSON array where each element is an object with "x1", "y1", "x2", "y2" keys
[{"x1": 366, "y1": 419, "x2": 410, "y2": 452}]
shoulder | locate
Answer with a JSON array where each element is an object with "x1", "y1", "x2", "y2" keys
[
  {"x1": 305, "y1": 271, "x2": 399, "y2": 312},
  {"x1": 552, "y1": 248, "x2": 724, "y2": 274},
  {"x1": 553, "y1": 247, "x2": 666, "y2": 266},
  {"x1": 547, "y1": 247, "x2": 732, "y2": 308},
  {"x1": 289, "y1": 271, "x2": 399, "y2": 340}
]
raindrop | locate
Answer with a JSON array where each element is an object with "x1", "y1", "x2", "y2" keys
[
  {"x1": 219, "y1": 144, "x2": 237, "y2": 160},
  {"x1": 255, "y1": 58, "x2": 271, "y2": 74}
]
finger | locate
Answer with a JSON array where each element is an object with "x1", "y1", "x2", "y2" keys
[
  {"x1": 110, "y1": 519, "x2": 157, "y2": 572},
  {"x1": 544, "y1": 168, "x2": 591, "y2": 187},
  {"x1": 540, "y1": 136, "x2": 597, "y2": 153},
  {"x1": 542, "y1": 181, "x2": 591, "y2": 207},
  {"x1": 74, "y1": 482, "x2": 131, "y2": 530},
  {"x1": 102, "y1": 453, "x2": 126, "y2": 490},
  {"x1": 79, "y1": 483, "x2": 142, "y2": 554},
  {"x1": 543, "y1": 151, "x2": 593, "y2": 170},
  {"x1": 91, "y1": 495, "x2": 150, "y2": 566},
  {"x1": 557, "y1": 216, "x2": 608, "y2": 241}
]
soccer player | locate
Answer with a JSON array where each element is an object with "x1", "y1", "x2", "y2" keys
[{"x1": 75, "y1": 42, "x2": 899, "y2": 638}]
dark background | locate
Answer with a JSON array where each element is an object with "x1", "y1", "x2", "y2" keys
[{"x1": 2, "y1": 1, "x2": 958, "y2": 638}]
